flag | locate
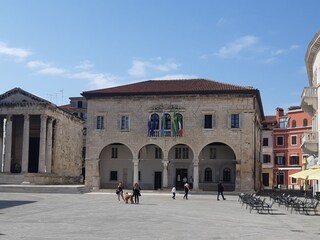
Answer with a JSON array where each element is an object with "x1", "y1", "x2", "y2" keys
[
  {"x1": 161, "y1": 112, "x2": 165, "y2": 136},
  {"x1": 172, "y1": 112, "x2": 178, "y2": 137},
  {"x1": 150, "y1": 114, "x2": 155, "y2": 137},
  {"x1": 147, "y1": 116, "x2": 151, "y2": 136},
  {"x1": 178, "y1": 114, "x2": 183, "y2": 137}
]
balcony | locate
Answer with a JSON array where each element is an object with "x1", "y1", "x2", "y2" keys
[
  {"x1": 301, "y1": 131, "x2": 318, "y2": 155},
  {"x1": 301, "y1": 87, "x2": 317, "y2": 115}
]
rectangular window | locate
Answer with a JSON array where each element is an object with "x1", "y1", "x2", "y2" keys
[
  {"x1": 96, "y1": 116, "x2": 104, "y2": 129},
  {"x1": 276, "y1": 136, "x2": 284, "y2": 146},
  {"x1": 77, "y1": 101, "x2": 83, "y2": 108},
  {"x1": 155, "y1": 147, "x2": 162, "y2": 159},
  {"x1": 204, "y1": 114, "x2": 214, "y2": 129},
  {"x1": 175, "y1": 147, "x2": 189, "y2": 159},
  {"x1": 138, "y1": 171, "x2": 141, "y2": 181},
  {"x1": 209, "y1": 148, "x2": 217, "y2": 159},
  {"x1": 277, "y1": 172, "x2": 285, "y2": 185},
  {"x1": 110, "y1": 171, "x2": 117, "y2": 181},
  {"x1": 279, "y1": 118, "x2": 287, "y2": 128},
  {"x1": 263, "y1": 154, "x2": 271, "y2": 163},
  {"x1": 111, "y1": 147, "x2": 118, "y2": 159},
  {"x1": 263, "y1": 138, "x2": 269, "y2": 146},
  {"x1": 290, "y1": 155, "x2": 299, "y2": 165},
  {"x1": 291, "y1": 136, "x2": 297, "y2": 145},
  {"x1": 291, "y1": 177, "x2": 297, "y2": 184},
  {"x1": 276, "y1": 156, "x2": 285, "y2": 165},
  {"x1": 230, "y1": 114, "x2": 240, "y2": 128},
  {"x1": 119, "y1": 115, "x2": 129, "y2": 130}
]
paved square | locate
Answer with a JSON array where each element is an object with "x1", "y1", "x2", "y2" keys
[{"x1": 0, "y1": 192, "x2": 319, "y2": 240}]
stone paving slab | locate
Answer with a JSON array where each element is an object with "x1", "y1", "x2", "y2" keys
[{"x1": 0, "y1": 192, "x2": 319, "y2": 240}]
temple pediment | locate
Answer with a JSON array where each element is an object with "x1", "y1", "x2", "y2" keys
[{"x1": 0, "y1": 88, "x2": 51, "y2": 105}]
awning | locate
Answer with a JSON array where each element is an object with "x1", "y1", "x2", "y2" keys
[
  {"x1": 306, "y1": 169, "x2": 320, "y2": 180},
  {"x1": 289, "y1": 165, "x2": 320, "y2": 180}
]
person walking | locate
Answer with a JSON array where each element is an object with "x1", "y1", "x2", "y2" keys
[
  {"x1": 171, "y1": 186, "x2": 176, "y2": 199},
  {"x1": 116, "y1": 182, "x2": 125, "y2": 203},
  {"x1": 133, "y1": 182, "x2": 141, "y2": 204},
  {"x1": 217, "y1": 181, "x2": 226, "y2": 200},
  {"x1": 183, "y1": 182, "x2": 190, "y2": 200}
]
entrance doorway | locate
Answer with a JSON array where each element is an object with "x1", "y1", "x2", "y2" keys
[
  {"x1": 176, "y1": 168, "x2": 188, "y2": 190},
  {"x1": 154, "y1": 171, "x2": 162, "y2": 190},
  {"x1": 262, "y1": 173, "x2": 269, "y2": 187},
  {"x1": 28, "y1": 137, "x2": 39, "y2": 173}
]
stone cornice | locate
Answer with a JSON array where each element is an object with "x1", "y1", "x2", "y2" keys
[{"x1": 305, "y1": 30, "x2": 320, "y2": 85}]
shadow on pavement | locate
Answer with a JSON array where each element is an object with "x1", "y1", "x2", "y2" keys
[{"x1": 0, "y1": 200, "x2": 36, "y2": 210}]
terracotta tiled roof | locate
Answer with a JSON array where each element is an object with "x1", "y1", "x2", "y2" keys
[
  {"x1": 82, "y1": 79, "x2": 257, "y2": 97},
  {"x1": 264, "y1": 115, "x2": 276, "y2": 123}
]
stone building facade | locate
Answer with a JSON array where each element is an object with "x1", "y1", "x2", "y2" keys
[
  {"x1": 82, "y1": 79, "x2": 264, "y2": 192},
  {"x1": 0, "y1": 88, "x2": 84, "y2": 184}
]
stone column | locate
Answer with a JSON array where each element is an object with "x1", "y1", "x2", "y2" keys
[
  {"x1": 4, "y1": 115, "x2": 12, "y2": 173},
  {"x1": 0, "y1": 117, "x2": 4, "y2": 172},
  {"x1": 132, "y1": 158, "x2": 139, "y2": 184},
  {"x1": 235, "y1": 160, "x2": 241, "y2": 192},
  {"x1": 85, "y1": 158, "x2": 100, "y2": 191},
  {"x1": 162, "y1": 159, "x2": 169, "y2": 188},
  {"x1": 38, "y1": 115, "x2": 47, "y2": 173},
  {"x1": 45, "y1": 118, "x2": 53, "y2": 173},
  {"x1": 193, "y1": 159, "x2": 200, "y2": 190},
  {"x1": 21, "y1": 115, "x2": 30, "y2": 172}
]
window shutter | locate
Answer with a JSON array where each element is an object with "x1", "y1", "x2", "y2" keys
[
  {"x1": 117, "y1": 116, "x2": 121, "y2": 129},
  {"x1": 212, "y1": 114, "x2": 216, "y2": 128},
  {"x1": 202, "y1": 115, "x2": 205, "y2": 128},
  {"x1": 239, "y1": 113, "x2": 242, "y2": 128},
  {"x1": 227, "y1": 114, "x2": 231, "y2": 128},
  {"x1": 94, "y1": 116, "x2": 98, "y2": 129}
]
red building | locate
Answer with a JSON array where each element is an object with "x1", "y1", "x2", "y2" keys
[{"x1": 273, "y1": 106, "x2": 312, "y2": 189}]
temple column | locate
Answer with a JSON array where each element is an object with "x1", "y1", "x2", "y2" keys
[
  {"x1": 162, "y1": 159, "x2": 169, "y2": 188},
  {"x1": 38, "y1": 115, "x2": 47, "y2": 173},
  {"x1": 0, "y1": 117, "x2": 4, "y2": 172},
  {"x1": 45, "y1": 118, "x2": 53, "y2": 173},
  {"x1": 4, "y1": 115, "x2": 12, "y2": 173},
  {"x1": 193, "y1": 159, "x2": 200, "y2": 190},
  {"x1": 21, "y1": 115, "x2": 30, "y2": 172},
  {"x1": 132, "y1": 158, "x2": 139, "y2": 184}
]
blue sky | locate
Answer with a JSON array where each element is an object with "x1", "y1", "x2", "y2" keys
[{"x1": 0, "y1": 0, "x2": 319, "y2": 115}]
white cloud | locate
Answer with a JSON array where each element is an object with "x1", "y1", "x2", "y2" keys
[
  {"x1": 150, "y1": 74, "x2": 198, "y2": 80},
  {"x1": 75, "y1": 60, "x2": 94, "y2": 70},
  {"x1": 27, "y1": 60, "x2": 66, "y2": 76},
  {"x1": 0, "y1": 42, "x2": 32, "y2": 59},
  {"x1": 216, "y1": 35, "x2": 259, "y2": 58},
  {"x1": 27, "y1": 60, "x2": 117, "y2": 88},
  {"x1": 128, "y1": 59, "x2": 179, "y2": 77},
  {"x1": 290, "y1": 45, "x2": 300, "y2": 49},
  {"x1": 69, "y1": 71, "x2": 117, "y2": 89}
]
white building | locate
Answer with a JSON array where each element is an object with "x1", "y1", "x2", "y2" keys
[{"x1": 301, "y1": 30, "x2": 320, "y2": 167}]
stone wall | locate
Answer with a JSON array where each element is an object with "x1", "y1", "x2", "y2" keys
[{"x1": 85, "y1": 93, "x2": 263, "y2": 191}]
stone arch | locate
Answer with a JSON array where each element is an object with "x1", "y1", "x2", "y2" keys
[
  {"x1": 167, "y1": 143, "x2": 194, "y2": 190},
  {"x1": 138, "y1": 144, "x2": 164, "y2": 189},
  {"x1": 199, "y1": 142, "x2": 236, "y2": 191},
  {"x1": 99, "y1": 143, "x2": 133, "y2": 189}
]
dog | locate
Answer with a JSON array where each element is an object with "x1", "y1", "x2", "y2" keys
[{"x1": 124, "y1": 192, "x2": 134, "y2": 204}]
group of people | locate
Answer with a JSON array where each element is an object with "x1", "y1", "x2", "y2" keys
[
  {"x1": 116, "y1": 182, "x2": 141, "y2": 204},
  {"x1": 117, "y1": 181, "x2": 226, "y2": 203},
  {"x1": 171, "y1": 181, "x2": 226, "y2": 200}
]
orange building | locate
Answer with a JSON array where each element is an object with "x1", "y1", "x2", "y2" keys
[{"x1": 272, "y1": 106, "x2": 312, "y2": 189}]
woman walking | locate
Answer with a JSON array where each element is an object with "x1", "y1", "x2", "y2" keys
[
  {"x1": 116, "y1": 182, "x2": 125, "y2": 203},
  {"x1": 133, "y1": 182, "x2": 141, "y2": 204}
]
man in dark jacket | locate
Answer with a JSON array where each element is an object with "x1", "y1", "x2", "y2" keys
[{"x1": 217, "y1": 181, "x2": 226, "y2": 200}]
